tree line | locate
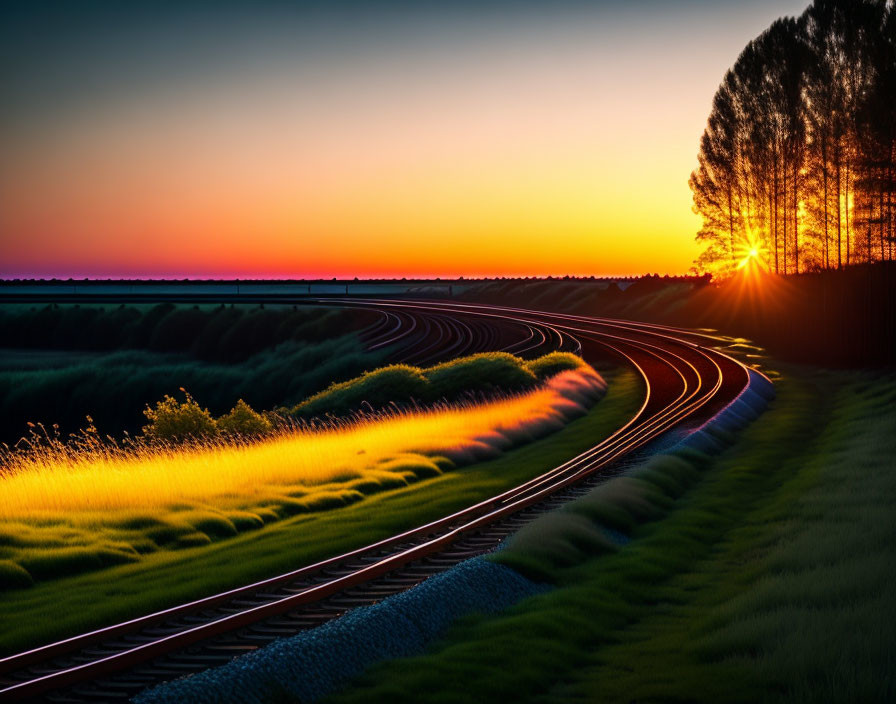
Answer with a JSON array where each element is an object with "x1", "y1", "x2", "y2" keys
[
  {"x1": 0, "y1": 303, "x2": 375, "y2": 362},
  {"x1": 691, "y1": 0, "x2": 895, "y2": 276},
  {"x1": 0, "y1": 305, "x2": 381, "y2": 443}
]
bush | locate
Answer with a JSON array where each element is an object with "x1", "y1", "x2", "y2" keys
[
  {"x1": 293, "y1": 365, "x2": 429, "y2": 418},
  {"x1": 424, "y1": 353, "x2": 536, "y2": 400},
  {"x1": 149, "y1": 307, "x2": 212, "y2": 352},
  {"x1": 217, "y1": 309, "x2": 282, "y2": 362},
  {"x1": 217, "y1": 399, "x2": 272, "y2": 436},
  {"x1": 128, "y1": 303, "x2": 176, "y2": 348},
  {"x1": 87, "y1": 305, "x2": 141, "y2": 350},
  {"x1": 142, "y1": 390, "x2": 218, "y2": 441},
  {"x1": 288, "y1": 352, "x2": 589, "y2": 420},
  {"x1": 526, "y1": 352, "x2": 585, "y2": 380}
]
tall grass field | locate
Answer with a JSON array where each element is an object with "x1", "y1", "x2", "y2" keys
[
  {"x1": 0, "y1": 364, "x2": 642, "y2": 655},
  {"x1": 0, "y1": 360, "x2": 605, "y2": 590}
]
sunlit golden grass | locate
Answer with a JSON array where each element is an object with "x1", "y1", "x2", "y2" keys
[{"x1": 0, "y1": 367, "x2": 605, "y2": 587}]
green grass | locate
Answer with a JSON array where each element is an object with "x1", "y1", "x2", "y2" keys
[
  {"x1": 326, "y1": 366, "x2": 896, "y2": 704},
  {"x1": 0, "y1": 365, "x2": 642, "y2": 656},
  {"x1": 289, "y1": 352, "x2": 585, "y2": 418},
  {"x1": 0, "y1": 353, "x2": 600, "y2": 588}
]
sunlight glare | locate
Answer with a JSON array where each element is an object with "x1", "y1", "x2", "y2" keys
[{"x1": 735, "y1": 233, "x2": 768, "y2": 274}]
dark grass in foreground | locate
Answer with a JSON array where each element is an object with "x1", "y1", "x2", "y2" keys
[
  {"x1": 327, "y1": 366, "x2": 896, "y2": 704},
  {"x1": 0, "y1": 366, "x2": 642, "y2": 656}
]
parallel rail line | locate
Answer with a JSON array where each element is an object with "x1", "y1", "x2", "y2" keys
[{"x1": 0, "y1": 299, "x2": 752, "y2": 702}]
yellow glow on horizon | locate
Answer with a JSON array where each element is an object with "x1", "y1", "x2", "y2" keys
[
  {"x1": 0, "y1": 119, "x2": 702, "y2": 277},
  {"x1": 0, "y1": 22, "x2": 713, "y2": 278}
]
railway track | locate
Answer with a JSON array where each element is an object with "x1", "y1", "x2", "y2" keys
[{"x1": 0, "y1": 299, "x2": 753, "y2": 703}]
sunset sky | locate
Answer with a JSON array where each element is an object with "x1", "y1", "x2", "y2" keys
[{"x1": 0, "y1": 0, "x2": 807, "y2": 279}]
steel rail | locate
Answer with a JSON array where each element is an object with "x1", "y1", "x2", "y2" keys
[{"x1": 0, "y1": 301, "x2": 751, "y2": 702}]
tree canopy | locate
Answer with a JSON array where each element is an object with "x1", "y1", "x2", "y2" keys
[{"x1": 691, "y1": 0, "x2": 895, "y2": 278}]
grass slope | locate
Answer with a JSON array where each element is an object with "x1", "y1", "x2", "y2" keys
[
  {"x1": 327, "y1": 366, "x2": 896, "y2": 704},
  {"x1": 288, "y1": 352, "x2": 584, "y2": 418},
  {"x1": 0, "y1": 366, "x2": 642, "y2": 656},
  {"x1": 0, "y1": 362, "x2": 603, "y2": 587}
]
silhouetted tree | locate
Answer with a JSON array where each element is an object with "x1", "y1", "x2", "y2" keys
[
  {"x1": 692, "y1": 0, "x2": 895, "y2": 277},
  {"x1": 690, "y1": 69, "x2": 745, "y2": 276}
]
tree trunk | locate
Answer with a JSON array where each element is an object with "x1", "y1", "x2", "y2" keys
[
  {"x1": 728, "y1": 186, "x2": 735, "y2": 269},
  {"x1": 823, "y1": 136, "x2": 830, "y2": 269},
  {"x1": 868, "y1": 182, "x2": 874, "y2": 263},
  {"x1": 794, "y1": 159, "x2": 800, "y2": 274},
  {"x1": 889, "y1": 143, "x2": 894, "y2": 262},
  {"x1": 772, "y1": 149, "x2": 778, "y2": 274},
  {"x1": 836, "y1": 144, "x2": 842, "y2": 269},
  {"x1": 783, "y1": 153, "x2": 789, "y2": 275},
  {"x1": 880, "y1": 171, "x2": 885, "y2": 262},
  {"x1": 768, "y1": 188, "x2": 775, "y2": 266},
  {"x1": 889, "y1": 156, "x2": 893, "y2": 262},
  {"x1": 845, "y1": 153, "x2": 851, "y2": 266}
]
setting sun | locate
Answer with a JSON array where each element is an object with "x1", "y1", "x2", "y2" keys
[{"x1": 735, "y1": 234, "x2": 769, "y2": 273}]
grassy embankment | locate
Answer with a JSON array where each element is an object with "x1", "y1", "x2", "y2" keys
[
  {"x1": 328, "y1": 365, "x2": 896, "y2": 704},
  {"x1": 0, "y1": 358, "x2": 642, "y2": 655},
  {"x1": 0, "y1": 353, "x2": 603, "y2": 585}
]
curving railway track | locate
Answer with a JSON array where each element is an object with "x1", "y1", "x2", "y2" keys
[{"x1": 0, "y1": 299, "x2": 754, "y2": 703}]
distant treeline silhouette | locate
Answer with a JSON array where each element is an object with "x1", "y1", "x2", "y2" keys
[
  {"x1": 463, "y1": 264, "x2": 896, "y2": 366},
  {"x1": 0, "y1": 303, "x2": 375, "y2": 362},
  {"x1": 692, "y1": 0, "x2": 895, "y2": 276},
  {"x1": 0, "y1": 305, "x2": 382, "y2": 443}
]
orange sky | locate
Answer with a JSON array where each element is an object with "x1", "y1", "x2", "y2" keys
[{"x1": 0, "y1": 2, "x2": 808, "y2": 279}]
